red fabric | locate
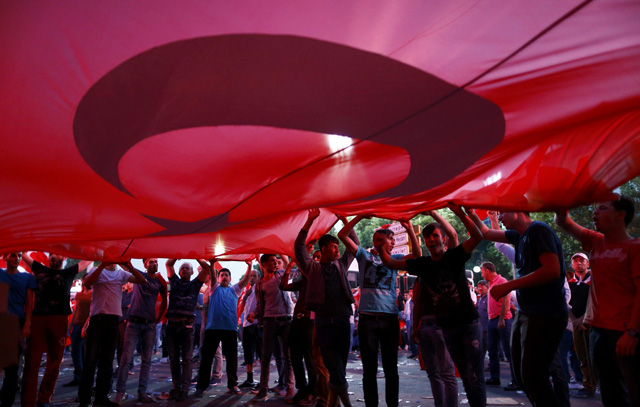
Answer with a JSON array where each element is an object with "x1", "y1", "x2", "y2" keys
[{"x1": 1, "y1": 2, "x2": 640, "y2": 260}]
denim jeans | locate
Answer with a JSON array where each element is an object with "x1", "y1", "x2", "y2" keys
[
  {"x1": 591, "y1": 327, "x2": 640, "y2": 407},
  {"x1": 116, "y1": 321, "x2": 157, "y2": 394},
  {"x1": 197, "y1": 329, "x2": 239, "y2": 390},
  {"x1": 70, "y1": 323, "x2": 84, "y2": 382},
  {"x1": 442, "y1": 321, "x2": 486, "y2": 407},
  {"x1": 79, "y1": 314, "x2": 120, "y2": 404},
  {"x1": 511, "y1": 311, "x2": 566, "y2": 407},
  {"x1": 359, "y1": 314, "x2": 399, "y2": 407},
  {"x1": 418, "y1": 316, "x2": 458, "y2": 407},
  {"x1": 259, "y1": 318, "x2": 293, "y2": 391},
  {"x1": 289, "y1": 317, "x2": 317, "y2": 396},
  {"x1": 315, "y1": 316, "x2": 351, "y2": 389},
  {"x1": 487, "y1": 317, "x2": 514, "y2": 382},
  {"x1": 165, "y1": 321, "x2": 194, "y2": 391}
]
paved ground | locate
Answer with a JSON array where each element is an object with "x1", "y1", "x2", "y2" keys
[{"x1": 9, "y1": 346, "x2": 603, "y2": 407}]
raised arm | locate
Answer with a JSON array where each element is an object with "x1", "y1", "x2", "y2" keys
[
  {"x1": 554, "y1": 210, "x2": 588, "y2": 241},
  {"x1": 468, "y1": 208, "x2": 509, "y2": 243},
  {"x1": 121, "y1": 261, "x2": 148, "y2": 284},
  {"x1": 295, "y1": 209, "x2": 320, "y2": 275},
  {"x1": 238, "y1": 259, "x2": 253, "y2": 289},
  {"x1": 198, "y1": 259, "x2": 213, "y2": 283},
  {"x1": 157, "y1": 275, "x2": 168, "y2": 323},
  {"x1": 379, "y1": 241, "x2": 407, "y2": 271},
  {"x1": 425, "y1": 210, "x2": 458, "y2": 248},
  {"x1": 165, "y1": 259, "x2": 177, "y2": 279},
  {"x1": 83, "y1": 262, "x2": 107, "y2": 288},
  {"x1": 448, "y1": 204, "x2": 483, "y2": 254},
  {"x1": 338, "y1": 215, "x2": 366, "y2": 255},
  {"x1": 21, "y1": 251, "x2": 34, "y2": 269},
  {"x1": 400, "y1": 219, "x2": 422, "y2": 258}
]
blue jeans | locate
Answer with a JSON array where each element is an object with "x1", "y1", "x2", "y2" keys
[
  {"x1": 487, "y1": 317, "x2": 514, "y2": 382},
  {"x1": 359, "y1": 314, "x2": 399, "y2": 407},
  {"x1": 165, "y1": 321, "x2": 194, "y2": 391},
  {"x1": 116, "y1": 321, "x2": 157, "y2": 394},
  {"x1": 442, "y1": 321, "x2": 486, "y2": 407},
  {"x1": 259, "y1": 318, "x2": 293, "y2": 391},
  {"x1": 70, "y1": 323, "x2": 84, "y2": 382},
  {"x1": 315, "y1": 316, "x2": 351, "y2": 390},
  {"x1": 418, "y1": 316, "x2": 458, "y2": 407},
  {"x1": 591, "y1": 327, "x2": 640, "y2": 407}
]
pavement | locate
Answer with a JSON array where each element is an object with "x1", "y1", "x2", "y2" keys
[{"x1": 10, "y1": 346, "x2": 603, "y2": 407}]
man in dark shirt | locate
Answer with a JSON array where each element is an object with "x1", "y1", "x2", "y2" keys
[
  {"x1": 295, "y1": 209, "x2": 358, "y2": 407},
  {"x1": 380, "y1": 204, "x2": 486, "y2": 407},
  {"x1": 164, "y1": 259, "x2": 208, "y2": 402},
  {"x1": 470, "y1": 209, "x2": 568, "y2": 407},
  {"x1": 20, "y1": 253, "x2": 92, "y2": 407}
]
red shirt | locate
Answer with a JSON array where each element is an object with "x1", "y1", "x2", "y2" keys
[{"x1": 582, "y1": 229, "x2": 640, "y2": 331}]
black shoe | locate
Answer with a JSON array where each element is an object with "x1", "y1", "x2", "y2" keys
[
  {"x1": 503, "y1": 381, "x2": 520, "y2": 391},
  {"x1": 93, "y1": 398, "x2": 119, "y2": 407},
  {"x1": 573, "y1": 388, "x2": 595, "y2": 398},
  {"x1": 485, "y1": 378, "x2": 501, "y2": 387},
  {"x1": 63, "y1": 379, "x2": 81, "y2": 387},
  {"x1": 406, "y1": 354, "x2": 418, "y2": 359},
  {"x1": 239, "y1": 380, "x2": 256, "y2": 388}
]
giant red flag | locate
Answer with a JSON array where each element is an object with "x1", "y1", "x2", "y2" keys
[{"x1": 1, "y1": 1, "x2": 639, "y2": 260}]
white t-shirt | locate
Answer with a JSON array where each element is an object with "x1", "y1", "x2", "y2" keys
[{"x1": 88, "y1": 267, "x2": 132, "y2": 316}]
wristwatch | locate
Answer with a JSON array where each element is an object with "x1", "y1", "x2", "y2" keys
[{"x1": 626, "y1": 329, "x2": 640, "y2": 338}]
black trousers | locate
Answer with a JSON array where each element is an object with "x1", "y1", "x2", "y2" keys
[{"x1": 197, "y1": 329, "x2": 239, "y2": 390}]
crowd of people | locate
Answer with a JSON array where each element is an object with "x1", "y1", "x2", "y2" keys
[{"x1": 1, "y1": 195, "x2": 639, "y2": 407}]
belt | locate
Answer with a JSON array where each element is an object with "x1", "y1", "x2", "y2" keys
[
  {"x1": 168, "y1": 318, "x2": 195, "y2": 326},
  {"x1": 128, "y1": 316, "x2": 154, "y2": 325},
  {"x1": 263, "y1": 316, "x2": 292, "y2": 321}
]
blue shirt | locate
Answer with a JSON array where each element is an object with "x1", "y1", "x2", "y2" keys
[
  {"x1": 206, "y1": 282, "x2": 242, "y2": 331},
  {"x1": 355, "y1": 247, "x2": 403, "y2": 314},
  {"x1": 505, "y1": 221, "x2": 568, "y2": 317},
  {"x1": 0, "y1": 269, "x2": 37, "y2": 318}
]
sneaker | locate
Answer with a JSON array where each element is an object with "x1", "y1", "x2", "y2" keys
[
  {"x1": 406, "y1": 354, "x2": 418, "y2": 359},
  {"x1": 299, "y1": 394, "x2": 319, "y2": 406},
  {"x1": 211, "y1": 378, "x2": 222, "y2": 386},
  {"x1": 485, "y1": 378, "x2": 501, "y2": 387},
  {"x1": 573, "y1": 388, "x2": 595, "y2": 398},
  {"x1": 193, "y1": 389, "x2": 205, "y2": 398},
  {"x1": 168, "y1": 389, "x2": 179, "y2": 400},
  {"x1": 228, "y1": 386, "x2": 242, "y2": 394},
  {"x1": 568, "y1": 382, "x2": 583, "y2": 390},
  {"x1": 112, "y1": 392, "x2": 125, "y2": 404},
  {"x1": 250, "y1": 387, "x2": 261, "y2": 394},
  {"x1": 503, "y1": 381, "x2": 521, "y2": 391},
  {"x1": 138, "y1": 392, "x2": 156, "y2": 403},
  {"x1": 284, "y1": 389, "x2": 296, "y2": 403},
  {"x1": 286, "y1": 391, "x2": 307, "y2": 404},
  {"x1": 269, "y1": 384, "x2": 286, "y2": 393},
  {"x1": 239, "y1": 380, "x2": 256, "y2": 388},
  {"x1": 251, "y1": 390, "x2": 268, "y2": 402},
  {"x1": 63, "y1": 379, "x2": 81, "y2": 387},
  {"x1": 159, "y1": 357, "x2": 169, "y2": 363}
]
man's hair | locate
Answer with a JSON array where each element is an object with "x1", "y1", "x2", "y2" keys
[
  {"x1": 251, "y1": 268, "x2": 262, "y2": 278},
  {"x1": 612, "y1": 194, "x2": 636, "y2": 226},
  {"x1": 477, "y1": 280, "x2": 488, "y2": 287},
  {"x1": 260, "y1": 254, "x2": 277, "y2": 265},
  {"x1": 374, "y1": 228, "x2": 394, "y2": 239},
  {"x1": 318, "y1": 234, "x2": 339, "y2": 249},
  {"x1": 481, "y1": 262, "x2": 496, "y2": 274},
  {"x1": 218, "y1": 268, "x2": 231, "y2": 278},
  {"x1": 422, "y1": 222, "x2": 446, "y2": 239}
]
